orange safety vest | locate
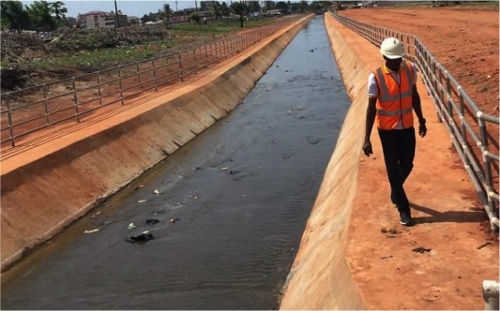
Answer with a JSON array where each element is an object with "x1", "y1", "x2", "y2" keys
[{"x1": 373, "y1": 61, "x2": 415, "y2": 130}]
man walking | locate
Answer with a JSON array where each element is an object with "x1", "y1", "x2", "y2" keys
[{"x1": 363, "y1": 37, "x2": 427, "y2": 226}]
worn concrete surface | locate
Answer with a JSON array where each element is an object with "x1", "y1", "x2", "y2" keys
[{"x1": 0, "y1": 14, "x2": 314, "y2": 273}]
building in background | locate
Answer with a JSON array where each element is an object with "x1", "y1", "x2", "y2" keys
[
  {"x1": 200, "y1": 1, "x2": 216, "y2": 11},
  {"x1": 127, "y1": 16, "x2": 141, "y2": 26},
  {"x1": 77, "y1": 10, "x2": 128, "y2": 29}
]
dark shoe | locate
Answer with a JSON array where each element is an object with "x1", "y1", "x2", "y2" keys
[{"x1": 399, "y1": 210, "x2": 413, "y2": 226}]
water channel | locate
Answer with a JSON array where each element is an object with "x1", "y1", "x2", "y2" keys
[{"x1": 1, "y1": 16, "x2": 351, "y2": 310}]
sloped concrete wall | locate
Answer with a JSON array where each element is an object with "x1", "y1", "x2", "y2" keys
[
  {"x1": 1, "y1": 14, "x2": 314, "y2": 272},
  {"x1": 279, "y1": 13, "x2": 368, "y2": 310}
]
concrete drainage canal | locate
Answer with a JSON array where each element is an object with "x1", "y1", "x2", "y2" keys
[{"x1": 1, "y1": 16, "x2": 351, "y2": 310}]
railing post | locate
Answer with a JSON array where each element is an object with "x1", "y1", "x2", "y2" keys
[
  {"x1": 458, "y1": 88, "x2": 467, "y2": 143},
  {"x1": 165, "y1": 55, "x2": 170, "y2": 84},
  {"x1": 118, "y1": 66, "x2": 124, "y2": 105},
  {"x1": 478, "y1": 116, "x2": 495, "y2": 226},
  {"x1": 194, "y1": 48, "x2": 198, "y2": 74},
  {"x1": 152, "y1": 59, "x2": 158, "y2": 91},
  {"x1": 177, "y1": 53, "x2": 184, "y2": 82},
  {"x1": 482, "y1": 280, "x2": 499, "y2": 310},
  {"x1": 223, "y1": 38, "x2": 228, "y2": 59},
  {"x1": 136, "y1": 62, "x2": 142, "y2": 90},
  {"x1": 5, "y1": 93, "x2": 16, "y2": 147},
  {"x1": 43, "y1": 84, "x2": 50, "y2": 126},
  {"x1": 444, "y1": 73, "x2": 453, "y2": 118},
  {"x1": 72, "y1": 78, "x2": 81, "y2": 121},
  {"x1": 97, "y1": 72, "x2": 103, "y2": 106}
]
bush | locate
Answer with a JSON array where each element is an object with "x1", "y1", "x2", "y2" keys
[{"x1": 190, "y1": 13, "x2": 200, "y2": 24}]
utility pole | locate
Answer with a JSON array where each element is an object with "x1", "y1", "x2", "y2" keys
[
  {"x1": 175, "y1": 0, "x2": 178, "y2": 11},
  {"x1": 195, "y1": 0, "x2": 198, "y2": 12},
  {"x1": 114, "y1": 0, "x2": 119, "y2": 28}
]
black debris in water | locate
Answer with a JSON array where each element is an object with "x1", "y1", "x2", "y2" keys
[
  {"x1": 144, "y1": 219, "x2": 160, "y2": 225},
  {"x1": 126, "y1": 231, "x2": 155, "y2": 243}
]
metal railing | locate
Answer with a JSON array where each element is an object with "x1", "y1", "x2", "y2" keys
[
  {"x1": 1, "y1": 17, "x2": 300, "y2": 148},
  {"x1": 332, "y1": 13, "x2": 499, "y2": 230}
]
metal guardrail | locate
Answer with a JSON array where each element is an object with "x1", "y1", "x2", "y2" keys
[
  {"x1": 1, "y1": 17, "x2": 300, "y2": 148},
  {"x1": 332, "y1": 13, "x2": 499, "y2": 230}
]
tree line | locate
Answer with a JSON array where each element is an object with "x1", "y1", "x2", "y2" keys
[
  {"x1": 143, "y1": 1, "x2": 331, "y2": 28},
  {"x1": 1, "y1": 0, "x2": 68, "y2": 31},
  {"x1": 1, "y1": 0, "x2": 334, "y2": 31}
]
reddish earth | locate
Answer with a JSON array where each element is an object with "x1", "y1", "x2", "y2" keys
[
  {"x1": 340, "y1": 6, "x2": 499, "y2": 117},
  {"x1": 333, "y1": 9, "x2": 499, "y2": 309}
]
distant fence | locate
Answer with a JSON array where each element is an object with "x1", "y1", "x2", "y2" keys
[
  {"x1": 332, "y1": 13, "x2": 499, "y2": 230},
  {"x1": 1, "y1": 16, "x2": 300, "y2": 148}
]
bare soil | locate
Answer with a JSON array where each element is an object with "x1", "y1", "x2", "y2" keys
[
  {"x1": 340, "y1": 6, "x2": 499, "y2": 116},
  {"x1": 325, "y1": 13, "x2": 499, "y2": 310},
  {"x1": 340, "y1": 5, "x2": 499, "y2": 209}
]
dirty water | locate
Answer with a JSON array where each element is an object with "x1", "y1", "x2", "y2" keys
[{"x1": 1, "y1": 16, "x2": 351, "y2": 310}]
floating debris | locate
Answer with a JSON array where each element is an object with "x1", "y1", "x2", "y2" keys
[
  {"x1": 170, "y1": 218, "x2": 179, "y2": 223},
  {"x1": 84, "y1": 229, "x2": 100, "y2": 234},
  {"x1": 138, "y1": 199, "x2": 147, "y2": 203},
  {"x1": 154, "y1": 189, "x2": 161, "y2": 195},
  {"x1": 127, "y1": 223, "x2": 136, "y2": 230},
  {"x1": 144, "y1": 219, "x2": 160, "y2": 225},
  {"x1": 126, "y1": 231, "x2": 155, "y2": 243}
]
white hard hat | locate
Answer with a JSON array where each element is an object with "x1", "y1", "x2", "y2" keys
[{"x1": 379, "y1": 37, "x2": 405, "y2": 59}]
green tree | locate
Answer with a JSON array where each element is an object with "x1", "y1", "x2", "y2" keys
[
  {"x1": 212, "y1": 1, "x2": 222, "y2": 19},
  {"x1": 220, "y1": 2, "x2": 230, "y2": 18},
  {"x1": 162, "y1": 3, "x2": 173, "y2": 23},
  {"x1": 190, "y1": 12, "x2": 200, "y2": 24},
  {"x1": 230, "y1": 0, "x2": 248, "y2": 27},
  {"x1": 320, "y1": 1, "x2": 331, "y2": 11},
  {"x1": 275, "y1": 1, "x2": 289, "y2": 14},
  {"x1": 299, "y1": 1, "x2": 308, "y2": 13},
  {"x1": 289, "y1": 1, "x2": 300, "y2": 13},
  {"x1": 262, "y1": 1, "x2": 276, "y2": 11},
  {"x1": 247, "y1": 0, "x2": 260, "y2": 13},
  {"x1": 50, "y1": 1, "x2": 67, "y2": 26},
  {"x1": 309, "y1": 1, "x2": 322, "y2": 11},
  {"x1": 27, "y1": 1, "x2": 58, "y2": 30},
  {"x1": 0, "y1": 0, "x2": 32, "y2": 30}
]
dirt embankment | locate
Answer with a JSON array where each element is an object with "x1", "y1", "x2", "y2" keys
[
  {"x1": 0, "y1": 25, "x2": 215, "y2": 90},
  {"x1": 340, "y1": 6, "x2": 499, "y2": 116}
]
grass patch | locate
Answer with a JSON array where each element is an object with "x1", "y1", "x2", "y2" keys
[
  {"x1": 3, "y1": 17, "x2": 282, "y2": 73},
  {"x1": 166, "y1": 17, "x2": 277, "y2": 34}
]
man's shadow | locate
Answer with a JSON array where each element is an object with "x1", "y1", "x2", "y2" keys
[{"x1": 410, "y1": 203, "x2": 488, "y2": 225}]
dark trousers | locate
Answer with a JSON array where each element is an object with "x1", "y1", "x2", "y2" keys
[{"x1": 378, "y1": 127, "x2": 416, "y2": 212}]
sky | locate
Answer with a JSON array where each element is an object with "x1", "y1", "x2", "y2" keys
[{"x1": 21, "y1": 0, "x2": 216, "y2": 18}]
